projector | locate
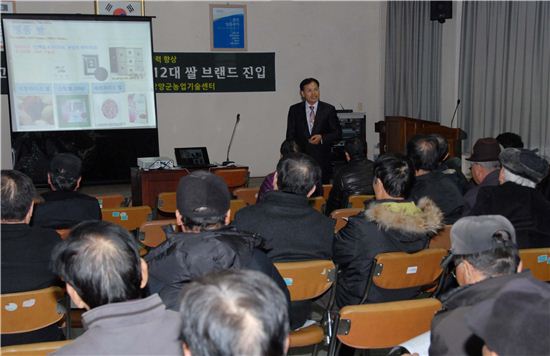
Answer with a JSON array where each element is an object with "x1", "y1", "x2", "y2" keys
[{"x1": 137, "y1": 157, "x2": 175, "y2": 170}]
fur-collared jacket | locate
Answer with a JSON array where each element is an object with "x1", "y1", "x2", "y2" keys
[{"x1": 333, "y1": 198, "x2": 443, "y2": 307}]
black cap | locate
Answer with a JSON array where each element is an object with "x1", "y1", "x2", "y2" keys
[{"x1": 176, "y1": 171, "x2": 231, "y2": 219}]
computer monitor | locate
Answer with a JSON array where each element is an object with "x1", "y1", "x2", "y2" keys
[{"x1": 174, "y1": 147, "x2": 215, "y2": 168}]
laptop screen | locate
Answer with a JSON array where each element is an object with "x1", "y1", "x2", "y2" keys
[{"x1": 174, "y1": 147, "x2": 212, "y2": 168}]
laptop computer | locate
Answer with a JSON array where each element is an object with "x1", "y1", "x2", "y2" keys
[{"x1": 174, "y1": 147, "x2": 216, "y2": 169}]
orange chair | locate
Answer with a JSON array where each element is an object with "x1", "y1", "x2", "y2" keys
[
  {"x1": 309, "y1": 196, "x2": 326, "y2": 213},
  {"x1": 101, "y1": 206, "x2": 152, "y2": 232},
  {"x1": 139, "y1": 219, "x2": 179, "y2": 248},
  {"x1": 55, "y1": 228, "x2": 71, "y2": 240},
  {"x1": 328, "y1": 299, "x2": 441, "y2": 354},
  {"x1": 322, "y1": 184, "x2": 333, "y2": 200},
  {"x1": 229, "y1": 199, "x2": 247, "y2": 221},
  {"x1": 519, "y1": 248, "x2": 550, "y2": 282},
  {"x1": 348, "y1": 194, "x2": 375, "y2": 209},
  {"x1": 157, "y1": 192, "x2": 177, "y2": 215},
  {"x1": 330, "y1": 208, "x2": 363, "y2": 233},
  {"x1": 213, "y1": 168, "x2": 249, "y2": 193},
  {"x1": 233, "y1": 187, "x2": 260, "y2": 205},
  {"x1": 429, "y1": 225, "x2": 452, "y2": 250},
  {"x1": 275, "y1": 260, "x2": 336, "y2": 354},
  {"x1": 95, "y1": 194, "x2": 125, "y2": 209},
  {"x1": 1, "y1": 340, "x2": 72, "y2": 356}
]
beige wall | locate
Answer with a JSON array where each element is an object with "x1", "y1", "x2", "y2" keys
[{"x1": 2, "y1": 1, "x2": 466, "y2": 177}]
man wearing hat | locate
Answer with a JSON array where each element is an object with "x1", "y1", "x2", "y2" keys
[
  {"x1": 145, "y1": 171, "x2": 289, "y2": 313},
  {"x1": 469, "y1": 148, "x2": 550, "y2": 248},
  {"x1": 429, "y1": 215, "x2": 541, "y2": 356},
  {"x1": 462, "y1": 138, "x2": 501, "y2": 215},
  {"x1": 465, "y1": 277, "x2": 550, "y2": 356},
  {"x1": 32, "y1": 153, "x2": 101, "y2": 229}
]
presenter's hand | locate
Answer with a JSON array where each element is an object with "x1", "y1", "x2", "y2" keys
[{"x1": 309, "y1": 134, "x2": 322, "y2": 145}]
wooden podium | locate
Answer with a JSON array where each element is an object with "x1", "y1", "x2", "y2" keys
[
  {"x1": 130, "y1": 166, "x2": 249, "y2": 208},
  {"x1": 375, "y1": 116, "x2": 463, "y2": 157}
]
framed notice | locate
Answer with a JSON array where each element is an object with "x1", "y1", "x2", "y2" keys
[
  {"x1": 210, "y1": 4, "x2": 247, "y2": 51},
  {"x1": 96, "y1": 1, "x2": 144, "y2": 16}
]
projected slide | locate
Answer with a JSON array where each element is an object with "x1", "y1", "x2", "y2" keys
[{"x1": 2, "y1": 17, "x2": 157, "y2": 132}]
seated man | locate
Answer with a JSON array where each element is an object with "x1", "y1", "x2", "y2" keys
[
  {"x1": 429, "y1": 133, "x2": 469, "y2": 194},
  {"x1": 179, "y1": 270, "x2": 289, "y2": 356},
  {"x1": 145, "y1": 171, "x2": 289, "y2": 312},
  {"x1": 325, "y1": 137, "x2": 374, "y2": 215},
  {"x1": 257, "y1": 139, "x2": 301, "y2": 202},
  {"x1": 234, "y1": 152, "x2": 334, "y2": 262},
  {"x1": 51, "y1": 221, "x2": 181, "y2": 355},
  {"x1": 429, "y1": 215, "x2": 545, "y2": 355},
  {"x1": 333, "y1": 154, "x2": 443, "y2": 308},
  {"x1": 407, "y1": 134, "x2": 465, "y2": 223},
  {"x1": 32, "y1": 153, "x2": 101, "y2": 229},
  {"x1": 469, "y1": 148, "x2": 550, "y2": 248},
  {"x1": 1, "y1": 170, "x2": 62, "y2": 346},
  {"x1": 462, "y1": 138, "x2": 501, "y2": 215}
]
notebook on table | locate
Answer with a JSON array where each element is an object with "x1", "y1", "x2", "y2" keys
[{"x1": 174, "y1": 147, "x2": 216, "y2": 169}]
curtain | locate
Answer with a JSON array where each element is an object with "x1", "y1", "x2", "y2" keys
[
  {"x1": 459, "y1": 1, "x2": 550, "y2": 156},
  {"x1": 385, "y1": 1, "x2": 442, "y2": 122}
]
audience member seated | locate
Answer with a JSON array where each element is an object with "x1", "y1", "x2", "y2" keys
[
  {"x1": 429, "y1": 215, "x2": 545, "y2": 356},
  {"x1": 31, "y1": 153, "x2": 101, "y2": 229},
  {"x1": 469, "y1": 148, "x2": 550, "y2": 248},
  {"x1": 333, "y1": 154, "x2": 443, "y2": 308},
  {"x1": 462, "y1": 138, "x2": 501, "y2": 215},
  {"x1": 429, "y1": 133, "x2": 469, "y2": 194},
  {"x1": 324, "y1": 137, "x2": 374, "y2": 215},
  {"x1": 1, "y1": 170, "x2": 63, "y2": 346},
  {"x1": 257, "y1": 139, "x2": 301, "y2": 202},
  {"x1": 407, "y1": 134, "x2": 465, "y2": 223},
  {"x1": 495, "y1": 131, "x2": 524, "y2": 149},
  {"x1": 465, "y1": 277, "x2": 550, "y2": 356},
  {"x1": 50, "y1": 220, "x2": 181, "y2": 355},
  {"x1": 179, "y1": 270, "x2": 289, "y2": 356},
  {"x1": 145, "y1": 171, "x2": 289, "y2": 313},
  {"x1": 537, "y1": 171, "x2": 550, "y2": 201}
]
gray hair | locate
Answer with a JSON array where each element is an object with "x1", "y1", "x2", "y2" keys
[
  {"x1": 502, "y1": 167, "x2": 536, "y2": 188},
  {"x1": 475, "y1": 161, "x2": 501, "y2": 170}
]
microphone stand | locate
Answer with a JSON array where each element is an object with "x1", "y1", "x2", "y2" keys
[
  {"x1": 222, "y1": 114, "x2": 240, "y2": 166},
  {"x1": 450, "y1": 99, "x2": 461, "y2": 128}
]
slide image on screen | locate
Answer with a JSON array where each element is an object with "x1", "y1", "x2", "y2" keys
[{"x1": 2, "y1": 16, "x2": 157, "y2": 132}]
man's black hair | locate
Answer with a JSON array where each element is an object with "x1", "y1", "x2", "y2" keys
[
  {"x1": 496, "y1": 132, "x2": 524, "y2": 149},
  {"x1": 280, "y1": 139, "x2": 301, "y2": 157},
  {"x1": 299, "y1": 78, "x2": 320, "y2": 91},
  {"x1": 49, "y1": 153, "x2": 82, "y2": 191},
  {"x1": 406, "y1": 134, "x2": 440, "y2": 171},
  {"x1": 182, "y1": 215, "x2": 226, "y2": 231},
  {"x1": 1, "y1": 170, "x2": 36, "y2": 221},
  {"x1": 344, "y1": 137, "x2": 368, "y2": 160},
  {"x1": 179, "y1": 269, "x2": 289, "y2": 356},
  {"x1": 373, "y1": 154, "x2": 414, "y2": 198},
  {"x1": 428, "y1": 133, "x2": 449, "y2": 163},
  {"x1": 276, "y1": 152, "x2": 320, "y2": 196},
  {"x1": 51, "y1": 221, "x2": 143, "y2": 309}
]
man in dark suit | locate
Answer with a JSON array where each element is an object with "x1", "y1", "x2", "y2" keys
[{"x1": 286, "y1": 78, "x2": 342, "y2": 183}]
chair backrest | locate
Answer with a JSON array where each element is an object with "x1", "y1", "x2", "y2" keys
[
  {"x1": 330, "y1": 208, "x2": 363, "y2": 233},
  {"x1": 233, "y1": 187, "x2": 259, "y2": 206},
  {"x1": 139, "y1": 219, "x2": 179, "y2": 248},
  {"x1": 274, "y1": 260, "x2": 336, "y2": 301},
  {"x1": 157, "y1": 192, "x2": 177, "y2": 214},
  {"x1": 55, "y1": 228, "x2": 71, "y2": 240},
  {"x1": 101, "y1": 206, "x2": 152, "y2": 231},
  {"x1": 1, "y1": 287, "x2": 65, "y2": 334},
  {"x1": 429, "y1": 225, "x2": 452, "y2": 250},
  {"x1": 95, "y1": 194, "x2": 125, "y2": 209},
  {"x1": 363, "y1": 248, "x2": 448, "y2": 302},
  {"x1": 229, "y1": 199, "x2": 247, "y2": 221},
  {"x1": 335, "y1": 298, "x2": 441, "y2": 349},
  {"x1": 519, "y1": 248, "x2": 550, "y2": 282},
  {"x1": 213, "y1": 168, "x2": 249, "y2": 192},
  {"x1": 1, "y1": 340, "x2": 72, "y2": 356},
  {"x1": 322, "y1": 184, "x2": 333, "y2": 200},
  {"x1": 309, "y1": 196, "x2": 326, "y2": 213},
  {"x1": 348, "y1": 194, "x2": 375, "y2": 209}
]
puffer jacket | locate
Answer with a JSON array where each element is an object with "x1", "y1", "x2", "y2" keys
[
  {"x1": 325, "y1": 158, "x2": 375, "y2": 215},
  {"x1": 333, "y1": 198, "x2": 443, "y2": 307},
  {"x1": 145, "y1": 225, "x2": 288, "y2": 310}
]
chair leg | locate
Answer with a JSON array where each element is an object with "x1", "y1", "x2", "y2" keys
[
  {"x1": 327, "y1": 315, "x2": 341, "y2": 356},
  {"x1": 313, "y1": 343, "x2": 319, "y2": 356},
  {"x1": 64, "y1": 295, "x2": 72, "y2": 339}
]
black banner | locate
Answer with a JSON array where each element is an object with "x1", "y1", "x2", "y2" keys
[
  {"x1": 1, "y1": 52, "x2": 276, "y2": 95},
  {"x1": 152, "y1": 52, "x2": 275, "y2": 93}
]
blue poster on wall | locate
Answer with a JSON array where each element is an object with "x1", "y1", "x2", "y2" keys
[{"x1": 211, "y1": 6, "x2": 246, "y2": 50}]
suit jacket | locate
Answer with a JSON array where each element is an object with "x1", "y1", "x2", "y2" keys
[{"x1": 286, "y1": 101, "x2": 342, "y2": 174}]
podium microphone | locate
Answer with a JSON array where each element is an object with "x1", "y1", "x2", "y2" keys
[
  {"x1": 222, "y1": 113, "x2": 240, "y2": 166},
  {"x1": 450, "y1": 99, "x2": 461, "y2": 128}
]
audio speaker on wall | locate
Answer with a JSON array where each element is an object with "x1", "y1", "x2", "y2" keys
[{"x1": 431, "y1": 1, "x2": 452, "y2": 23}]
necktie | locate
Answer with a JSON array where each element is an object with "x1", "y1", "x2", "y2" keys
[{"x1": 308, "y1": 106, "x2": 315, "y2": 133}]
